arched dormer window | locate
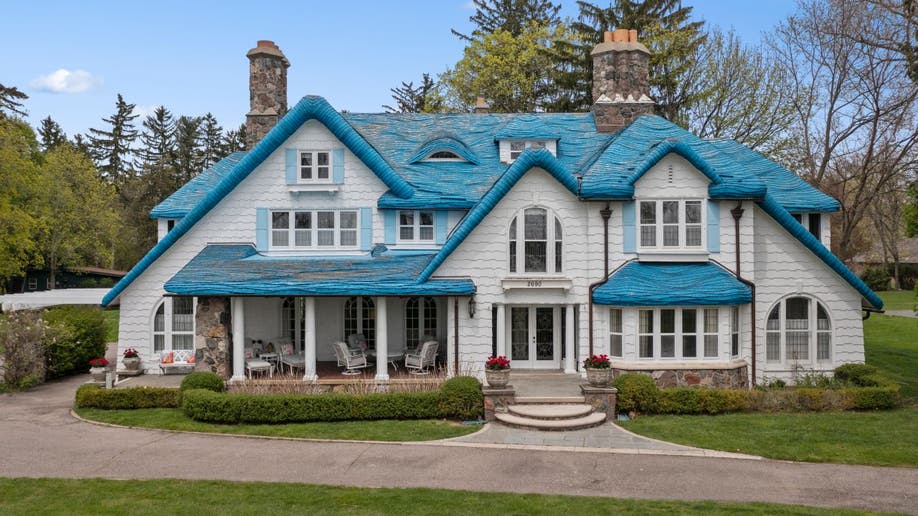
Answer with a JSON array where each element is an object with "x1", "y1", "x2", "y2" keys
[
  {"x1": 509, "y1": 207, "x2": 563, "y2": 274},
  {"x1": 425, "y1": 150, "x2": 464, "y2": 161},
  {"x1": 765, "y1": 296, "x2": 832, "y2": 364}
]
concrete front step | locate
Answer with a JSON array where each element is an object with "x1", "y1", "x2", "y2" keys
[
  {"x1": 508, "y1": 403, "x2": 593, "y2": 420},
  {"x1": 513, "y1": 396, "x2": 586, "y2": 404},
  {"x1": 495, "y1": 411, "x2": 607, "y2": 431}
]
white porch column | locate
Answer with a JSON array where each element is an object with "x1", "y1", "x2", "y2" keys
[
  {"x1": 303, "y1": 297, "x2": 317, "y2": 381},
  {"x1": 564, "y1": 304, "x2": 576, "y2": 374},
  {"x1": 231, "y1": 297, "x2": 245, "y2": 382},
  {"x1": 495, "y1": 303, "x2": 506, "y2": 358},
  {"x1": 375, "y1": 297, "x2": 389, "y2": 381}
]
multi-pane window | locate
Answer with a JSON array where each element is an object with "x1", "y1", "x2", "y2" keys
[
  {"x1": 766, "y1": 296, "x2": 833, "y2": 364},
  {"x1": 635, "y1": 307, "x2": 720, "y2": 360},
  {"x1": 299, "y1": 151, "x2": 330, "y2": 182},
  {"x1": 508, "y1": 207, "x2": 563, "y2": 274},
  {"x1": 638, "y1": 200, "x2": 704, "y2": 249},
  {"x1": 703, "y1": 308, "x2": 719, "y2": 358},
  {"x1": 271, "y1": 210, "x2": 358, "y2": 249},
  {"x1": 731, "y1": 306, "x2": 740, "y2": 357},
  {"x1": 406, "y1": 297, "x2": 437, "y2": 348},
  {"x1": 344, "y1": 297, "x2": 376, "y2": 350},
  {"x1": 398, "y1": 210, "x2": 434, "y2": 242},
  {"x1": 153, "y1": 297, "x2": 194, "y2": 352},
  {"x1": 639, "y1": 310, "x2": 654, "y2": 358},
  {"x1": 609, "y1": 309, "x2": 623, "y2": 357},
  {"x1": 508, "y1": 140, "x2": 549, "y2": 161}
]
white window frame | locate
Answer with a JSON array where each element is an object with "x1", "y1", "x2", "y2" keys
[
  {"x1": 765, "y1": 295, "x2": 833, "y2": 366},
  {"x1": 270, "y1": 209, "x2": 359, "y2": 250},
  {"x1": 152, "y1": 297, "x2": 196, "y2": 353},
  {"x1": 423, "y1": 150, "x2": 466, "y2": 162},
  {"x1": 638, "y1": 199, "x2": 705, "y2": 251},
  {"x1": 344, "y1": 297, "x2": 376, "y2": 350},
  {"x1": 508, "y1": 206, "x2": 563, "y2": 275},
  {"x1": 397, "y1": 210, "x2": 435, "y2": 243},
  {"x1": 609, "y1": 308, "x2": 623, "y2": 357},
  {"x1": 298, "y1": 150, "x2": 332, "y2": 184},
  {"x1": 635, "y1": 307, "x2": 721, "y2": 361},
  {"x1": 507, "y1": 140, "x2": 551, "y2": 162},
  {"x1": 731, "y1": 306, "x2": 740, "y2": 357},
  {"x1": 405, "y1": 297, "x2": 438, "y2": 348}
]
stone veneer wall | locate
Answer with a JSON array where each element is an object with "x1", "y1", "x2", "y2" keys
[
  {"x1": 612, "y1": 365, "x2": 749, "y2": 389},
  {"x1": 195, "y1": 297, "x2": 231, "y2": 378},
  {"x1": 593, "y1": 102, "x2": 655, "y2": 132}
]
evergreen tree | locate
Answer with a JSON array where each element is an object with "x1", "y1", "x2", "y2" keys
[
  {"x1": 136, "y1": 106, "x2": 175, "y2": 172},
  {"x1": 87, "y1": 93, "x2": 139, "y2": 187},
  {"x1": 171, "y1": 115, "x2": 204, "y2": 183},
  {"x1": 453, "y1": 0, "x2": 561, "y2": 40},
  {"x1": 200, "y1": 112, "x2": 224, "y2": 168},
  {"x1": 0, "y1": 83, "x2": 28, "y2": 118},
  {"x1": 383, "y1": 74, "x2": 444, "y2": 113},
  {"x1": 222, "y1": 123, "x2": 247, "y2": 154},
  {"x1": 37, "y1": 116, "x2": 67, "y2": 152},
  {"x1": 70, "y1": 134, "x2": 92, "y2": 159}
]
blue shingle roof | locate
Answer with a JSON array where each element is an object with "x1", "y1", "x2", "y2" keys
[
  {"x1": 150, "y1": 152, "x2": 247, "y2": 219},
  {"x1": 164, "y1": 244, "x2": 475, "y2": 297},
  {"x1": 592, "y1": 261, "x2": 752, "y2": 306}
]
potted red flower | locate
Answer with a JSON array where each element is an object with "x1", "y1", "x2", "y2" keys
[
  {"x1": 582, "y1": 354, "x2": 612, "y2": 387},
  {"x1": 122, "y1": 347, "x2": 141, "y2": 371},
  {"x1": 89, "y1": 357, "x2": 109, "y2": 382},
  {"x1": 484, "y1": 355, "x2": 511, "y2": 388}
]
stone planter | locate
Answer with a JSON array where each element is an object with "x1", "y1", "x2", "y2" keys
[
  {"x1": 122, "y1": 356, "x2": 141, "y2": 371},
  {"x1": 585, "y1": 367, "x2": 612, "y2": 387},
  {"x1": 89, "y1": 366, "x2": 107, "y2": 382},
  {"x1": 485, "y1": 368, "x2": 511, "y2": 388}
]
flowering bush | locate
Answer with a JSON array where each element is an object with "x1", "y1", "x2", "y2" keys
[
  {"x1": 485, "y1": 355, "x2": 510, "y2": 370},
  {"x1": 583, "y1": 354, "x2": 611, "y2": 369},
  {"x1": 89, "y1": 357, "x2": 109, "y2": 368},
  {"x1": 122, "y1": 348, "x2": 139, "y2": 359}
]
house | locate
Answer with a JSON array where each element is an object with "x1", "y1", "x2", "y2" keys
[
  {"x1": 4, "y1": 266, "x2": 125, "y2": 293},
  {"x1": 102, "y1": 32, "x2": 883, "y2": 387}
]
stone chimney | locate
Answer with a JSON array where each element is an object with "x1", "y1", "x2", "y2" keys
[
  {"x1": 246, "y1": 40, "x2": 290, "y2": 148},
  {"x1": 473, "y1": 95, "x2": 490, "y2": 114},
  {"x1": 591, "y1": 29, "x2": 654, "y2": 132}
]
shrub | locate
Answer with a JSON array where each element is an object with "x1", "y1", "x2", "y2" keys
[
  {"x1": 846, "y1": 386, "x2": 900, "y2": 410},
  {"x1": 43, "y1": 305, "x2": 107, "y2": 379},
  {"x1": 180, "y1": 371, "x2": 225, "y2": 392},
  {"x1": 833, "y1": 364, "x2": 889, "y2": 387},
  {"x1": 438, "y1": 376, "x2": 483, "y2": 420},
  {"x1": 612, "y1": 373, "x2": 659, "y2": 414},
  {"x1": 1, "y1": 310, "x2": 48, "y2": 390},
  {"x1": 860, "y1": 267, "x2": 891, "y2": 291},
  {"x1": 75, "y1": 385, "x2": 180, "y2": 409}
]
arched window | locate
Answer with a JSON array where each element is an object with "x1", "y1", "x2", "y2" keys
[
  {"x1": 152, "y1": 297, "x2": 195, "y2": 352},
  {"x1": 509, "y1": 207, "x2": 563, "y2": 273},
  {"x1": 765, "y1": 296, "x2": 832, "y2": 364},
  {"x1": 425, "y1": 151, "x2": 463, "y2": 160},
  {"x1": 344, "y1": 297, "x2": 376, "y2": 349},
  {"x1": 406, "y1": 297, "x2": 437, "y2": 348}
]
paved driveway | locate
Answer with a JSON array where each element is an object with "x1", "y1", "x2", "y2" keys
[{"x1": 1, "y1": 375, "x2": 916, "y2": 514}]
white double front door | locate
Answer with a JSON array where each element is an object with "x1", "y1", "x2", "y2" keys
[{"x1": 508, "y1": 305, "x2": 561, "y2": 369}]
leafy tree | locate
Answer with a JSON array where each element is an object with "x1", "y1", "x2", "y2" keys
[
  {"x1": 87, "y1": 94, "x2": 139, "y2": 188},
  {"x1": 383, "y1": 74, "x2": 443, "y2": 113},
  {"x1": 0, "y1": 83, "x2": 28, "y2": 118},
  {"x1": 36, "y1": 145, "x2": 117, "y2": 288},
  {"x1": 171, "y1": 115, "x2": 203, "y2": 183},
  {"x1": 222, "y1": 123, "x2": 247, "y2": 154},
  {"x1": 200, "y1": 113, "x2": 224, "y2": 168},
  {"x1": 452, "y1": 0, "x2": 561, "y2": 41},
  {"x1": 136, "y1": 106, "x2": 175, "y2": 172},
  {"x1": 0, "y1": 118, "x2": 42, "y2": 285},
  {"x1": 37, "y1": 116, "x2": 67, "y2": 152}
]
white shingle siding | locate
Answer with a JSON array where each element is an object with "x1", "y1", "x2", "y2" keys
[{"x1": 633, "y1": 154, "x2": 709, "y2": 198}]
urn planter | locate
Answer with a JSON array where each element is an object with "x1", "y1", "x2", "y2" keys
[
  {"x1": 123, "y1": 356, "x2": 141, "y2": 371},
  {"x1": 485, "y1": 368, "x2": 511, "y2": 388},
  {"x1": 89, "y1": 366, "x2": 107, "y2": 382},
  {"x1": 585, "y1": 367, "x2": 612, "y2": 387}
]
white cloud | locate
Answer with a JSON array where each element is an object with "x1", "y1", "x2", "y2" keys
[{"x1": 30, "y1": 69, "x2": 102, "y2": 94}]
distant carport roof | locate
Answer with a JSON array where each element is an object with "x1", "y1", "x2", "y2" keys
[
  {"x1": 593, "y1": 261, "x2": 752, "y2": 306},
  {"x1": 164, "y1": 244, "x2": 476, "y2": 297}
]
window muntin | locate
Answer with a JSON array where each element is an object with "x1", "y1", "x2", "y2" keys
[
  {"x1": 638, "y1": 200, "x2": 705, "y2": 250},
  {"x1": 508, "y1": 207, "x2": 563, "y2": 274},
  {"x1": 731, "y1": 306, "x2": 740, "y2": 357},
  {"x1": 299, "y1": 151, "x2": 331, "y2": 183},
  {"x1": 406, "y1": 297, "x2": 437, "y2": 348},
  {"x1": 398, "y1": 210, "x2": 434, "y2": 243},
  {"x1": 635, "y1": 307, "x2": 721, "y2": 360},
  {"x1": 703, "y1": 308, "x2": 719, "y2": 358},
  {"x1": 425, "y1": 150, "x2": 465, "y2": 161},
  {"x1": 344, "y1": 297, "x2": 376, "y2": 350},
  {"x1": 639, "y1": 310, "x2": 654, "y2": 358},
  {"x1": 270, "y1": 210, "x2": 359, "y2": 249},
  {"x1": 508, "y1": 140, "x2": 550, "y2": 161},
  {"x1": 609, "y1": 308, "x2": 623, "y2": 357},
  {"x1": 765, "y1": 296, "x2": 833, "y2": 364},
  {"x1": 152, "y1": 297, "x2": 195, "y2": 353}
]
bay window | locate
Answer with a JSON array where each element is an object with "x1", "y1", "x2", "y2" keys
[{"x1": 636, "y1": 307, "x2": 721, "y2": 360}]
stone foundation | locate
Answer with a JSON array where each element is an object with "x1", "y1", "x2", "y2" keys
[
  {"x1": 195, "y1": 297, "x2": 231, "y2": 378},
  {"x1": 482, "y1": 386, "x2": 516, "y2": 421},
  {"x1": 612, "y1": 364, "x2": 749, "y2": 389},
  {"x1": 580, "y1": 385, "x2": 618, "y2": 415}
]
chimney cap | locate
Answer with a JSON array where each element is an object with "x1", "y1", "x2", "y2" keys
[
  {"x1": 247, "y1": 40, "x2": 290, "y2": 67},
  {"x1": 474, "y1": 95, "x2": 490, "y2": 114},
  {"x1": 592, "y1": 28, "x2": 649, "y2": 56}
]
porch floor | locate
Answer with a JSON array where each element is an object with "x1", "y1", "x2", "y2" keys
[{"x1": 510, "y1": 371, "x2": 584, "y2": 398}]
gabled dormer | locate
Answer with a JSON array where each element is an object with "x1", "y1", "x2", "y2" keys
[{"x1": 495, "y1": 115, "x2": 559, "y2": 164}]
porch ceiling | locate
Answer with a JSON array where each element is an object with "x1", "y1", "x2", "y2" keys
[
  {"x1": 592, "y1": 261, "x2": 751, "y2": 306},
  {"x1": 164, "y1": 244, "x2": 475, "y2": 297}
]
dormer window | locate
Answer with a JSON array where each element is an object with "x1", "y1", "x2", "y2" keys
[
  {"x1": 299, "y1": 151, "x2": 331, "y2": 183},
  {"x1": 425, "y1": 151, "x2": 464, "y2": 161},
  {"x1": 501, "y1": 140, "x2": 556, "y2": 163}
]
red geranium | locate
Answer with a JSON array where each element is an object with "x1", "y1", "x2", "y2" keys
[
  {"x1": 485, "y1": 355, "x2": 510, "y2": 370},
  {"x1": 89, "y1": 357, "x2": 109, "y2": 367},
  {"x1": 583, "y1": 354, "x2": 611, "y2": 369},
  {"x1": 122, "y1": 348, "x2": 139, "y2": 358}
]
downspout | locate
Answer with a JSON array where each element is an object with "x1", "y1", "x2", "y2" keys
[
  {"x1": 731, "y1": 203, "x2": 757, "y2": 387},
  {"x1": 453, "y1": 298, "x2": 459, "y2": 376},
  {"x1": 588, "y1": 203, "x2": 613, "y2": 357}
]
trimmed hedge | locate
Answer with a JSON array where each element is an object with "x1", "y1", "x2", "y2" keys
[
  {"x1": 180, "y1": 371, "x2": 225, "y2": 392},
  {"x1": 612, "y1": 373, "x2": 659, "y2": 413},
  {"x1": 75, "y1": 384, "x2": 180, "y2": 409},
  {"x1": 182, "y1": 375, "x2": 484, "y2": 424}
]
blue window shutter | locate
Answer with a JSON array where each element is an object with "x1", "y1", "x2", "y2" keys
[
  {"x1": 434, "y1": 211, "x2": 448, "y2": 245},
  {"x1": 255, "y1": 208, "x2": 269, "y2": 250},
  {"x1": 285, "y1": 149, "x2": 297, "y2": 185},
  {"x1": 332, "y1": 148, "x2": 345, "y2": 184},
  {"x1": 360, "y1": 207, "x2": 373, "y2": 251},
  {"x1": 707, "y1": 200, "x2": 720, "y2": 253},
  {"x1": 622, "y1": 201, "x2": 636, "y2": 253},
  {"x1": 384, "y1": 210, "x2": 396, "y2": 245}
]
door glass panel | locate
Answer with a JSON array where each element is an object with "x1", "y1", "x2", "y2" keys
[
  {"x1": 510, "y1": 307, "x2": 529, "y2": 361},
  {"x1": 535, "y1": 307, "x2": 554, "y2": 360}
]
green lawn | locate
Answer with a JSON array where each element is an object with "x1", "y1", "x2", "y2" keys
[
  {"x1": 75, "y1": 407, "x2": 479, "y2": 441},
  {"x1": 0, "y1": 478, "x2": 884, "y2": 515},
  {"x1": 875, "y1": 290, "x2": 916, "y2": 311},
  {"x1": 102, "y1": 309, "x2": 119, "y2": 342},
  {"x1": 621, "y1": 293, "x2": 918, "y2": 467}
]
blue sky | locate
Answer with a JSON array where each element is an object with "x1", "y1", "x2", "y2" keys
[{"x1": 1, "y1": 0, "x2": 796, "y2": 137}]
